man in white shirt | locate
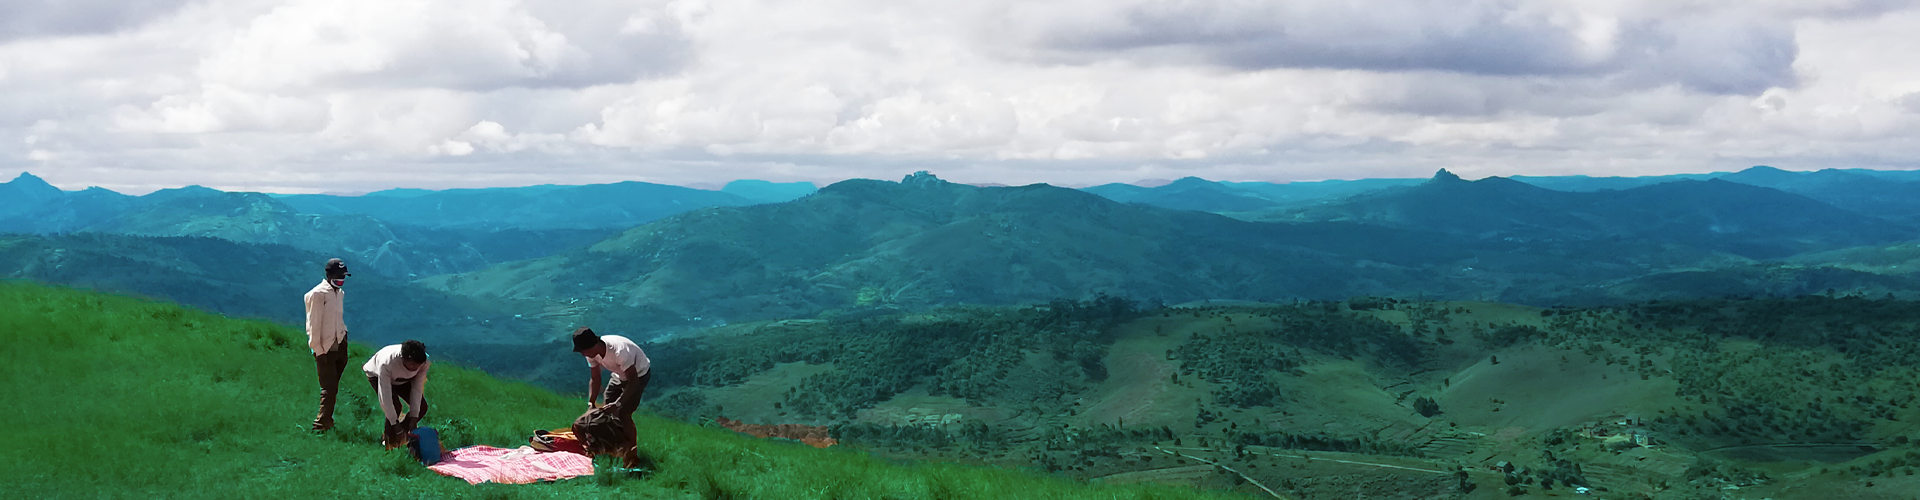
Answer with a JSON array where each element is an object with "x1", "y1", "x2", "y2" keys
[
  {"x1": 305, "y1": 258, "x2": 350, "y2": 432},
  {"x1": 573, "y1": 327, "x2": 650, "y2": 449},
  {"x1": 364, "y1": 340, "x2": 431, "y2": 448}
]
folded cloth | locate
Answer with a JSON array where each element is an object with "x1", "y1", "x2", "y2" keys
[
  {"x1": 426, "y1": 445, "x2": 594, "y2": 485},
  {"x1": 530, "y1": 429, "x2": 586, "y2": 454}
]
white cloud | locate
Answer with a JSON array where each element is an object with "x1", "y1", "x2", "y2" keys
[{"x1": 2, "y1": 0, "x2": 1919, "y2": 194}]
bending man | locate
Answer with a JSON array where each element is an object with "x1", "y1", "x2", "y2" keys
[
  {"x1": 573, "y1": 327, "x2": 651, "y2": 451},
  {"x1": 364, "y1": 340, "x2": 431, "y2": 448}
]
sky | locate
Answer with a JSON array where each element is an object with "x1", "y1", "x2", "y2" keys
[{"x1": 3, "y1": 0, "x2": 1919, "y2": 194}]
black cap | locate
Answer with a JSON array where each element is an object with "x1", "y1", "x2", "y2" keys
[
  {"x1": 571, "y1": 327, "x2": 601, "y2": 352},
  {"x1": 325, "y1": 258, "x2": 351, "y2": 279}
]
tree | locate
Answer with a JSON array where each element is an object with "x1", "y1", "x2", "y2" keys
[{"x1": 1415, "y1": 396, "x2": 1442, "y2": 417}]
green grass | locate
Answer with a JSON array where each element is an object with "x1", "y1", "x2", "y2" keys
[{"x1": 0, "y1": 281, "x2": 1247, "y2": 499}]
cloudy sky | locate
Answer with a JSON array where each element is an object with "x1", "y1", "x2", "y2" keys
[{"x1": 3, "y1": 0, "x2": 1919, "y2": 194}]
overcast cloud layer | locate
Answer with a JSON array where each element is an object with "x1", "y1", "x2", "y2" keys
[{"x1": 2, "y1": 0, "x2": 1918, "y2": 193}]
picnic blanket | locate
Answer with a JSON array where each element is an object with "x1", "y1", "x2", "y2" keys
[{"x1": 426, "y1": 445, "x2": 594, "y2": 485}]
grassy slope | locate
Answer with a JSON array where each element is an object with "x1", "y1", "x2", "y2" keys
[{"x1": 0, "y1": 281, "x2": 1245, "y2": 500}]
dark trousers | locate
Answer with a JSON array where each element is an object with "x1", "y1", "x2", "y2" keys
[
  {"x1": 311, "y1": 340, "x2": 349, "y2": 431},
  {"x1": 366, "y1": 376, "x2": 431, "y2": 423},
  {"x1": 604, "y1": 372, "x2": 650, "y2": 452},
  {"x1": 603, "y1": 372, "x2": 651, "y2": 416}
]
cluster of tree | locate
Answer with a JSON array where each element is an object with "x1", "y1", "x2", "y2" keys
[
  {"x1": 1683, "y1": 457, "x2": 1769, "y2": 488},
  {"x1": 829, "y1": 422, "x2": 971, "y2": 450},
  {"x1": 642, "y1": 297, "x2": 1150, "y2": 418},
  {"x1": 1231, "y1": 430, "x2": 1425, "y2": 457},
  {"x1": 1476, "y1": 324, "x2": 1547, "y2": 348},
  {"x1": 1174, "y1": 332, "x2": 1293, "y2": 407},
  {"x1": 1413, "y1": 396, "x2": 1441, "y2": 417},
  {"x1": 1169, "y1": 303, "x2": 1426, "y2": 408},
  {"x1": 1504, "y1": 295, "x2": 1920, "y2": 449},
  {"x1": 1845, "y1": 450, "x2": 1920, "y2": 478}
]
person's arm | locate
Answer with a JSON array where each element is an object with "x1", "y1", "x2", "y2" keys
[
  {"x1": 336, "y1": 289, "x2": 347, "y2": 339},
  {"x1": 406, "y1": 362, "x2": 428, "y2": 424},
  {"x1": 587, "y1": 365, "x2": 603, "y2": 409},
  {"x1": 378, "y1": 369, "x2": 400, "y2": 425},
  {"x1": 304, "y1": 292, "x2": 325, "y2": 354}
]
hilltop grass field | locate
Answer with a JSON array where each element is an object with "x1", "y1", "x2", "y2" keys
[{"x1": 0, "y1": 281, "x2": 1247, "y2": 500}]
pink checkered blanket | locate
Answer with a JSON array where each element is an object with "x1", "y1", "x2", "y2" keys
[{"x1": 427, "y1": 445, "x2": 595, "y2": 485}]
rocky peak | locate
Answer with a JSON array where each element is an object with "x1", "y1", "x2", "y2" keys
[{"x1": 902, "y1": 171, "x2": 946, "y2": 188}]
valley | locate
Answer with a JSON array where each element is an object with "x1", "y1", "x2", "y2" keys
[{"x1": 8, "y1": 167, "x2": 1920, "y2": 499}]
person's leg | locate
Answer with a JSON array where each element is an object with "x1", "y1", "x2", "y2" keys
[
  {"x1": 615, "y1": 372, "x2": 649, "y2": 462},
  {"x1": 615, "y1": 372, "x2": 650, "y2": 417},
  {"x1": 603, "y1": 381, "x2": 625, "y2": 410},
  {"x1": 311, "y1": 342, "x2": 348, "y2": 431}
]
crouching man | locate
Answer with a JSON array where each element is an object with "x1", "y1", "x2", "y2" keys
[{"x1": 364, "y1": 340, "x2": 431, "y2": 449}]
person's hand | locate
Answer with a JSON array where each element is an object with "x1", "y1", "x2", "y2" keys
[{"x1": 382, "y1": 422, "x2": 403, "y2": 449}]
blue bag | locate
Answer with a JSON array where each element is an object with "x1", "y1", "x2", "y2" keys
[{"x1": 409, "y1": 427, "x2": 443, "y2": 465}]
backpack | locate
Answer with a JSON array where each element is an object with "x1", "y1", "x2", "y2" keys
[{"x1": 408, "y1": 427, "x2": 443, "y2": 465}]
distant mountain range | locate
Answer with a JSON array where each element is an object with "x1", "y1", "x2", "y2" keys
[
  {"x1": 8, "y1": 166, "x2": 1920, "y2": 339},
  {"x1": 423, "y1": 171, "x2": 1920, "y2": 335},
  {"x1": 427, "y1": 172, "x2": 1505, "y2": 323},
  {"x1": 1080, "y1": 177, "x2": 1425, "y2": 212},
  {"x1": 1079, "y1": 166, "x2": 1920, "y2": 226},
  {"x1": 0, "y1": 173, "x2": 818, "y2": 277},
  {"x1": 1248, "y1": 169, "x2": 1914, "y2": 259},
  {"x1": 277, "y1": 180, "x2": 812, "y2": 231}
]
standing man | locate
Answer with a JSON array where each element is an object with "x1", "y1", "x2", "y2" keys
[
  {"x1": 305, "y1": 258, "x2": 350, "y2": 432},
  {"x1": 573, "y1": 327, "x2": 650, "y2": 453},
  {"x1": 364, "y1": 340, "x2": 432, "y2": 448}
]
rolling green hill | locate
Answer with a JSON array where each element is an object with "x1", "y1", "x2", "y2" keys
[
  {"x1": 0, "y1": 232, "x2": 552, "y2": 346},
  {"x1": 1789, "y1": 241, "x2": 1920, "y2": 275},
  {"x1": 1082, "y1": 177, "x2": 1281, "y2": 212},
  {"x1": 427, "y1": 173, "x2": 1563, "y2": 331},
  {"x1": 544, "y1": 294, "x2": 1920, "y2": 499},
  {"x1": 0, "y1": 281, "x2": 1240, "y2": 500},
  {"x1": 428, "y1": 173, "x2": 1920, "y2": 337},
  {"x1": 721, "y1": 180, "x2": 819, "y2": 204},
  {"x1": 1716, "y1": 166, "x2": 1920, "y2": 224},
  {"x1": 83, "y1": 187, "x2": 615, "y2": 278}
]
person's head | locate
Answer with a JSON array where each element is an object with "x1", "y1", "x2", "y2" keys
[
  {"x1": 324, "y1": 258, "x2": 350, "y2": 288},
  {"x1": 571, "y1": 327, "x2": 605, "y2": 358},
  {"x1": 400, "y1": 339, "x2": 427, "y2": 371}
]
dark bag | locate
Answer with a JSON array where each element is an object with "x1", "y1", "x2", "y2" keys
[
  {"x1": 408, "y1": 427, "x2": 443, "y2": 465},
  {"x1": 571, "y1": 406, "x2": 633, "y2": 455}
]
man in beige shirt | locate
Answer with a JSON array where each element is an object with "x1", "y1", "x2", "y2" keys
[{"x1": 305, "y1": 258, "x2": 350, "y2": 432}]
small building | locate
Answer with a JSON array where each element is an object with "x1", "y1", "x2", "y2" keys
[{"x1": 1631, "y1": 430, "x2": 1655, "y2": 447}]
